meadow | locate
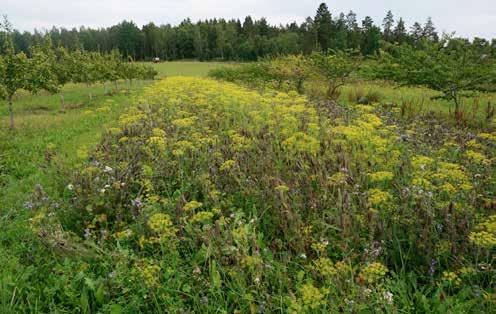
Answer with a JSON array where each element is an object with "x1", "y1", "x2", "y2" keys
[{"x1": 1, "y1": 61, "x2": 495, "y2": 313}]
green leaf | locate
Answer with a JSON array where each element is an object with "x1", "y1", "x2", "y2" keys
[{"x1": 210, "y1": 261, "x2": 222, "y2": 290}]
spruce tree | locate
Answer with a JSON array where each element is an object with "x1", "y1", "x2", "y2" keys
[
  {"x1": 314, "y1": 3, "x2": 333, "y2": 52},
  {"x1": 382, "y1": 10, "x2": 395, "y2": 42},
  {"x1": 423, "y1": 17, "x2": 439, "y2": 42},
  {"x1": 393, "y1": 18, "x2": 407, "y2": 43},
  {"x1": 361, "y1": 16, "x2": 381, "y2": 55},
  {"x1": 410, "y1": 22, "x2": 424, "y2": 44}
]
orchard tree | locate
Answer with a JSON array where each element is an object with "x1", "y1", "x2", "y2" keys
[
  {"x1": 70, "y1": 50, "x2": 99, "y2": 100},
  {"x1": 0, "y1": 29, "x2": 58, "y2": 128},
  {"x1": 311, "y1": 50, "x2": 362, "y2": 100},
  {"x1": 94, "y1": 52, "x2": 114, "y2": 94},
  {"x1": 0, "y1": 36, "x2": 29, "y2": 129},
  {"x1": 53, "y1": 46, "x2": 74, "y2": 108},
  {"x1": 139, "y1": 63, "x2": 158, "y2": 81},
  {"x1": 28, "y1": 38, "x2": 61, "y2": 101},
  {"x1": 268, "y1": 55, "x2": 311, "y2": 94},
  {"x1": 118, "y1": 58, "x2": 145, "y2": 90},
  {"x1": 374, "y1": 38, "x2": 496, "y2": 114},
  {"x1": 106, "y1": 50, "x2": 124, "y2": 91}
]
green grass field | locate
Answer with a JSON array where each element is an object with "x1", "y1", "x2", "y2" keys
[{"x1": 144, "y1": 61, "x2": 236, "y2": 78}]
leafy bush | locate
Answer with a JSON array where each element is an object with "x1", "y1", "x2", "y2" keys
[{"x1": 208, "y1": 63, "x2": 273, "y2": 88}]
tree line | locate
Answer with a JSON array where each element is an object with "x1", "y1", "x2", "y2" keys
[
  {"x1": 0, "y1": 17, "x2": 157, "y2": 130},
  {"x1": 2, "y1": 3, "x2": 495, "y2": 61}
]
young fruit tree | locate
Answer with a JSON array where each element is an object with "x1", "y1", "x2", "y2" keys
[
  {"x1": 0, "y1": 16, "x2": 59, "y2": 129},
  {"x1": 53, "y1": 47, "x2": 74, "y2": 108},
  {"x1": 310, "y1": 50, "x2": 362, "y2": 100},
  {"x1": 267, "y1": 54, "x2": 311, "y2": 94},
  {"x1": 69, "y1": 50, "x2": 99, "y2": 101},
  {"x1": 27, "y1": 39, "x2": 60, "y2": 98},
  {"x1": 0, "y1": 37, "x2": 29, "y2": 129},
  {"x1": 374, "y1": 39, "x2": 496, "y2": 114}
]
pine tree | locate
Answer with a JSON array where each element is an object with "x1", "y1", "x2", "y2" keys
[
  {"x1": 314, "y1": 3, "x2": 333, "y2": 52},
  {"x1": 382, "y1": 10, "x2": 395, "y2": 42}
]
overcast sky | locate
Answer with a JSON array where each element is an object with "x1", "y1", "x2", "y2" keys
[{"x1": 2, "y1": 0, "x2": 495, "y2": 39}]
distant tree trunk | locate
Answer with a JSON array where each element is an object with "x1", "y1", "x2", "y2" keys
[
  {"x1": 87, "y1": 83, "x2": 93, "y2": 101},
  {"x1": 60, "y1": 94, "x2": 65, "y2": 110},
  {"x1": 296, "y1": 78, "x2": 304, "y2": 94},
  {"x1": 8, "y1": 95, "x2": 14, "y2": 130}
]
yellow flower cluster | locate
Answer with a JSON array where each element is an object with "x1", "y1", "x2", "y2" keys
[
  {"x1": 329, "y1": 106, "x2": 399, "y2": 169},
  {"x1": 368, "y1": 189, "x2": 393, "y2": 208},
  {"x1": 114, "y1": 229, "x2": 133, "y2": 240},
  {"x1": 172, "y1": 116, "x2": 196, "y2": 128},
  {"x1": 410, "y1": 154, "x2": 473, "y2": 197},
  {"x1": 368, "y1": 171, "x2": 394, "y2": 183},
  {"x1": 137, "y1": 260, "x2": 161, "y2": 288},
  {"x1": 469, "y1": 231, "x2": 496, "y2": 248},
  {"x1": 136, "y1": 77, "x2": 320, "y2": 166},
  {"x1": 289, "y1": 283, "x2": 329, "y2": 312},
  {"x1": 469, "y1": 215, "x2": 496, "y2": 248},
  {"x1": 189, "y1": 211, "x2": 214, "y2": 224},
  {"x1": 183, "y1": 200, "x2": 203, "y2": 212},
  {"x1": 313, "y1": 257, "x2": 337, "y2": 277},
  {"x1": 328, "y1": 172, "x2": 348, "y2": 186},
  {"x1": 147, "y1": 213, "x2": 176, "y2": 242},
  {"x1": 458, "y1": 266, "x2": 476, "y2": 277},
  {"x1": 282, "y1": 132, "x2": 320, "y2": 156},
  {"x1": 359, "y1": 262, "x2": 388, "y2": 284},
  {"x1": 275, "y1": 184, "x2": 290, "y2": 194},
  {"x1": 441, "y1": 271, "x2": 462, "y2": 286},
  {"x1": 242, "y1": 255, "x2": 263, "y2": 270},
  {"x1": 220, "y1": 159, "x2": 236, "y2": 171}
]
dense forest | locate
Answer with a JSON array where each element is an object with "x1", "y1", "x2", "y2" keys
[{"x1": 2, "y1": 3, "x2": 496, "y2": 61}]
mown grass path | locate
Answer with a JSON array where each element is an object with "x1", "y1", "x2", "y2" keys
[{"x1": 0, "y1": 86, "x2": 145, "y2": 309}]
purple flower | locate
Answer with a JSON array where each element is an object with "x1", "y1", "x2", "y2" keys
[
  {"x1": 429, "y1": 259, "x2": 437, "y2": 276},
  {"x1": 24, "y1": 201, "x2": 35, "y2": 210},
  {"x1": 131, "y1": 198, "x2": 143, "y2": 208}
]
